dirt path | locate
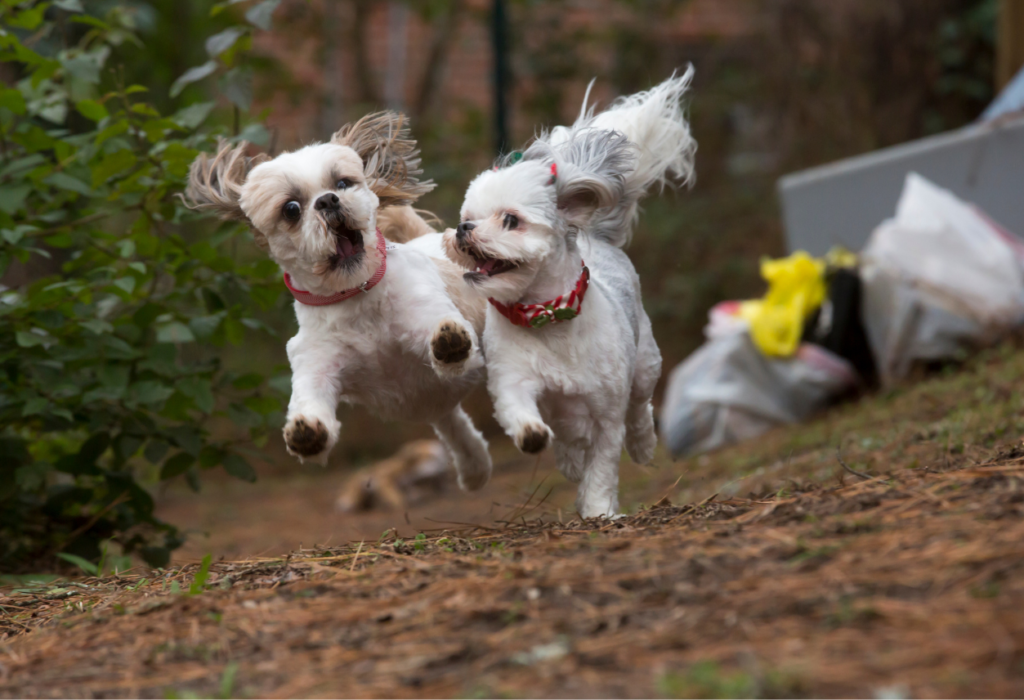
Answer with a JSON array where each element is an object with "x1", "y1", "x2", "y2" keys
[
  {"x1": 3, "y1": 451, "x2": 1024, "y2": 698},
  {"x1": 5, "y1": 345, "x2": 1024, "y2": 698}
]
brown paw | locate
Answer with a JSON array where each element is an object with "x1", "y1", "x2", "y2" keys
[
  {"x1": 516, "y1": 424, "x2": 550, "y2": 454},
  {"x1": 431, "y1": 321, "x2": 472, "y2": 365},
  {"x1": 284, "y1": 416, "x2": 329, "y2": 457}
]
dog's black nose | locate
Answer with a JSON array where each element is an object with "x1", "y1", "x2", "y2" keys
[
  {"x1": 314, "y1": 193, "x2": 340, "y2": 211},
  {"x1": 456, "y1": 221, "x2": 476, "y2": 240}
]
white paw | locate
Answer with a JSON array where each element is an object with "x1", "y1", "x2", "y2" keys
[
  {"x1": 625, "y1": 429, "x2": 657, "y2": 465},
  {"x1": 577, "y1": 494, "x2": 620, "y2": 520},
  {"x1": 430, "y1": 320, "x2": 475, "y2": 378},
  {"x1": 283, "y1": 414, "x2": 340, "y2": 465},
  {"x1": 512, "y1": 421, "x2": 553, "y2": 455},
  {"x1": 456, "y1": 458, "x2": 492, "y2": 491}
]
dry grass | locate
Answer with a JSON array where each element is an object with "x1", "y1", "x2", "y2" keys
[
  {"x1": 3, "y1": 451, "x2": 1024, "y2": 698},
  {"x1": 5, "y1": 343, "x2": 1024, "y2": 698}
]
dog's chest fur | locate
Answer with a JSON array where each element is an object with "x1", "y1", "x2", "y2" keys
[{"x1": 291, "y1": 247, "x2": 480, "y2": 421}]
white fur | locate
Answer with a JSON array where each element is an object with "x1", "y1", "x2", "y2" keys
[
  {"x1": 238, "y1": 143, "x2": 492, "y2": 490},
  {"x1": 445, "y1": 73, "x2": 696, "y2": 517},
  {"x1": 548, "y1": 66, "x2": 697, "y2": 247}
]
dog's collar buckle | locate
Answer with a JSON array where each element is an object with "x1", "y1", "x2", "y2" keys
[
  {"x1": 489, "y1": 261, "x2": 590, "y2": 329},
  {"x1": 283, "y1": 228, "x2": 388, "y2": 306}
]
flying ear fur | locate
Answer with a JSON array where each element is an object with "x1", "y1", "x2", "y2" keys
[
  {"x1": 332, "y1": 111, "x2": 435, "y2": 208},
  {"x1": 184, "y1": 139, "x2": 270, "y2": 249},
  {"x1": 524, "y1": 129, "x2": 636, "y2": 232}
]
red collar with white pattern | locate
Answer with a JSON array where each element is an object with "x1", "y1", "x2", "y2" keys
[
  {"x1": 489, "y1": 261, "x2": 590, "y2": 329},
  {"x1": 283, "y1": 228, "x2": 387, "y2": 306}
]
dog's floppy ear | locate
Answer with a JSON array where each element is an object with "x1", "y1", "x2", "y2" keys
[
  {"x1": 184, "y1": 139, "x2": 270, "y2": 249},
  {"x1": 538, "y1": 129, "x2": 636, "y2": 230},
  {"x1": 332, "y1": 111, "x2": 435, "y2": 209}
]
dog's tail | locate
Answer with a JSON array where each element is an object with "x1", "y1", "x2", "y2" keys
[{"x1": 547, "y1": 68, "x2": 697, "y2": 248}]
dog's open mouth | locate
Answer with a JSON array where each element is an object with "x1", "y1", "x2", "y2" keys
[
  {"x1": 324, "y1": 214, "x2": 365, "y2": 269},
  {"x1": 472, "y1": 256, "x2": 517, "y2": 277}
]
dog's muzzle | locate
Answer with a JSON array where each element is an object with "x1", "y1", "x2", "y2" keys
[{"x1": 315, "y1": 194, "x2": 366, "y2": 267}]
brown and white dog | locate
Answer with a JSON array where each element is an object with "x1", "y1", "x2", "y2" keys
[{"x1": 185, "y1": 113, "x2": 491, "y2": 492}]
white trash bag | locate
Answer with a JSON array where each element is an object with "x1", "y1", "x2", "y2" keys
[
  {"x1": 860, "y1": 173, "x2": 1024, "y2": 386},
  {"x1": 660, "y1": 331, "x2": 856, "y2": 458}
]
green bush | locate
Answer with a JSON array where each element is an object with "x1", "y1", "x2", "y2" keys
[{"x1": 0, "y1": 1, "x2": 285, "y2": 571}]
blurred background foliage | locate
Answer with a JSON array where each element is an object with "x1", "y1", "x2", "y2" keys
[{"x1": 0, "y1": 0, "x2": 1000, "y2": 568}]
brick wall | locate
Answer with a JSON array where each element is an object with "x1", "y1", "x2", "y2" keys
[{"x1": 254, "y1": 0, "x2": 756, "y2": 150}]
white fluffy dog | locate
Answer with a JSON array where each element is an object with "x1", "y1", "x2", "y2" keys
[
  {"x1": 185, "y1": 113, "x2": 492, "y2": 491},
  {"x1": 444, "y1": 71, "x2": 697, "y2": 517}
]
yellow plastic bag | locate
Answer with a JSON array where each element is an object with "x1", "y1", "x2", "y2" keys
[{"x1": 739, "y1": 251, "x2": 826, "y2": 357}]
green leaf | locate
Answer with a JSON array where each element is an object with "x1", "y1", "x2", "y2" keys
[
  {"x1": 75, "y1": 99, "x2": 108, "y2": 122},
  {"x1": 0, "y1": 185, "x2": 32, "y2": 214},
  {"x1": 44, "y1": 172, "x2": 94, "y2": 197},
  {"x1": 15, "y1": 331, "x2": 44, "y2": 347},
  {"x1": 222, "y1": 316, "x2": 245, "y2": 345},
  {"x1": 205, "y1": 27, "x2": 246, "y2": 57},
  {"x1": 113, "y1": 277, "x2": 136, "y2": 295},
  {"x1": 22, "y1": 397, "x2": 47, "y2": 416},
  {"x1": 8, "y1": 3, "x2": 50, "y2": 30},
  {"x1": 244, "y1": 395, "x2": 279, "y2": 416},
  {"x1": 155, "y1": 322, "x2": 196, "y2": 344},
  {"x1": 245, "y1": 0, "x2": 281, "y2": 30},
  {"x1": 189, "y1": 554, "x2": 213, "y2": 594},
  {"x1": 222, "y1": 453, "x2": 256, "y2": 483},
  {"x1": 80, "y1": 319, "x2": 113, "y2": 335},
  {"x1": 170, "y1": 61, "x2": 218, "y2": 98},
  {"x1": 91, "y1": 150, "x2": 137, "y2": 187},
  {"x1": 178, "y1": 376, "x2": 214, "y2": 414},
  {"x1": 57, "y1": 553, "x2": 98, "y2": 576},
  {"x1": 220, "y1": 67, "x2": 253, "y2": 111},
  {"x1": 61, "y1": 53, "x2": 103, "y2": 86},
  {"x1": 129, "y1": 381, "x2": 175, "y2": 405},
  {"x1": 160, "y1": 452, "x2": 195, "y2": 480},
  {"x1": 98, "y1": 364, "x2": 130, "y2": 393},
  {"x1": 189, "y1": 313, "x2": 223, "y2": 340},
  {"x1": 172, "y1": 101, "x2": 215, "y2": 130},
  {"x1": 0, "y1": 88, "x2": 26, "y2": 115},
  {"x1": 231, "y1": 373, "x2": 263, "y2": 390},
  {"x1": 144, "y1": 440, "x2": 170, "y2": 465},
  {"x1": 167, "y1": 426, "x2": 203, "y2": 456}
]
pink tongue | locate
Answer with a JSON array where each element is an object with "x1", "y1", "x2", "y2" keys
[
  {"x1": 478, "y1": 259, "x2": 501, "y2": 274},
  {"x1": 337, "y1": 235, "x2": 356, "y2": 258}
]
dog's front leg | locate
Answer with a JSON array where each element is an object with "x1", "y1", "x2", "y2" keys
[
  {"x1": 404, "y1": 292, "x2": 482, "y2": 379},
  {"x1": 491, "y1": 373, "x2": 553, "y2": 454},
  {"x1": 283, "y1": 334, "x2": 343, "y2": 465}
]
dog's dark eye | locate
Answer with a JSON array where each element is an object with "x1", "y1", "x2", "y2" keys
[
  {"x1": 336, "y1": 178, "x2": 352, "y2": 191},
  {"x1": 283, "y1": 201, "x2": 302, "y2": 222},
  {"x1": 503, "y1": 213, "x2": 519, "y2": 229}
]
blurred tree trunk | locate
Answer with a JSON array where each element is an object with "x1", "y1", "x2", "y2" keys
[
  {"x1": 385, "y1": 1, "x2": 409, "y2": 111},
  {"x1": 320, "y1": 1, "x2": 347, "y2": 135},
  {"x1": 352, "y1": 0, "x2": 382, "y2": 105},
  {"x1": 413, "y1": 0, "x2": 465, "y2": 121},
  {"x1": 998, "y1": 0, "x2": 1024, "y2": 88}
]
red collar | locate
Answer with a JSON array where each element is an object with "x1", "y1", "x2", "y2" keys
[
  {"x1": 489, "y1": 261, "x2": 590, "y2": 328},
  {"x1": 283, "y1": 228, "x2": 387, "y2": 306}
]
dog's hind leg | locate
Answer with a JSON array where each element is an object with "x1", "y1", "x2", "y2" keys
[
  {"x1": 553, "y1": 439, "x2": 587, "y2": 483},
  {"x1": 432, "y1": 405, "x2": 492, "y2": 491},
  {"x1": 625, "y1": 314, "x2": 662, "y2": 465},
  {"x1": 576, "y1": 422, "x2": 626, "y2": 518}
]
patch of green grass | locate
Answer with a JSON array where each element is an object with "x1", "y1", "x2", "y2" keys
[
  {"x1": 824, "y1": 597, "x2": 882, "y2": 628},
  {"x1": 164, "y1": 661, "x2": 239, "y2": 699},
  {"x1": 188, "y1": 554, "x2": 213, "y2": 596},
  {"x1": 0, "y1": 573, "x2": 61, "y2": 587},
  {"x1": 969, "y1": 580, "x2": 1001, "y2": 599},
  {"x1": 657, "y1": 661, "x2": 805, "y2": 699}
]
